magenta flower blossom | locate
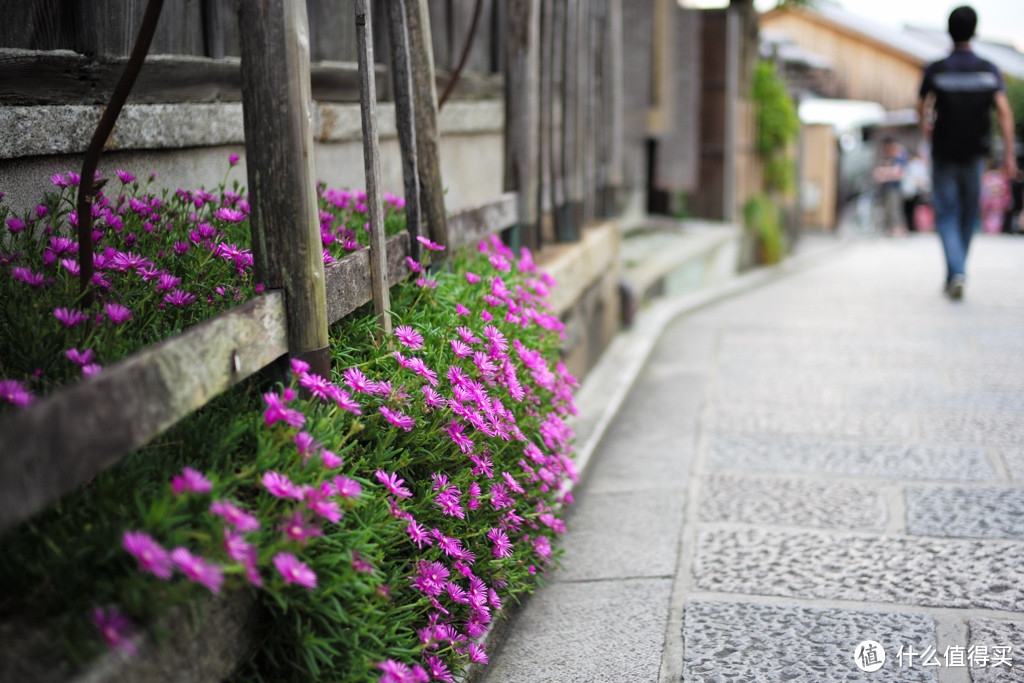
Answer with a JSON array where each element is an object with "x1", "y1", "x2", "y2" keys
[
  {"x1": 0, "y1": 379, "x2": 35, "y2": 408},
  {"x1": 228, "y1": 153, "x2": 240, "y2": 166},
  {"x1": 82, "y1": 363, "x2": 103, "y2": 377},
  {"x1": 65, "y1": 348, "x2": 95, "y2": 366},
  {"x1": 488, "y1": 528, "x2": 513, "y2": 558},
  {"x1": 324, "y1": 384, "x2": 362, "y2": 413},
  {"x1": 444, "y1": 420, "x2": 474, "y2": 453},
  {"x1": 468, "y1": 643, "x2": 488, "y2": 664},
  {"x1": 122, "y1": 531, "x2": 173, "y2": 579},
  {"x1": 13, "y1": 267, "x2": 46, "y2": 287},
  {"x1": 6, "y1": 218, "x2": 26, "y2": 233},
  {"x1": 262, "y1": 391, "x2": 305, "y2": 428},
  {"x1": 163, "y1": 289, "x2": 197, "y2": 307},
  {"x1": 320, "y1": 449, "x2": 343, "y2": 468},
  {"x1": 171, "y1": 547, "x2": 224, "y2": 593},
  {"x1": 210, "y1": 499, "x2": 260, "y2": 532},
  {"x1": 416, "y1": 235, "x2": 445, "y2": 251},
  {"x1": 104, "y1": 302, "x2": 133, "y2": 325},
  {"x1": 481, "y1": 310, "x2": 493, "y2": 322},
  {"x1": 405, "y1": 256, "x2": 424, "y2": 273},
  {"x1": 456, "y1": 326, "x2": 481, "y2": 344},
  {"x1": 330, "y1": 476, "x2": 361, "y2": 499},
  {"x1": 223, "y1": 528, "x2": 254, "y2": 563},
  {"x1": 352, "y1": 551, "x2": 374, "y2": 574},
  {"x1": 450, "y1": 339, "x2": 472, "y2": 357},
  {"x1": 60, "y1": 258, "x2": 80, "y2": 275},
  {"x1": 394, "y1": 325, "x2": 424, "y2": 349},
  {"x1": 213, "y1": 207, "x2": 246, "y2": 222},
  {"x1": 156, "y1": 272, "x2": 181, "y2": 291},
  {"x1": 416, "y1": 277, "x2": 437, "y2": 289},
  {"x1": 342, "y1": 366, "x2": 376, "y2": 394},
  {"x1": 406, "y1": 519, "x2": 432, "y2": 549},
  {"x1": 262, "y1": 471, "x2": 304, "y2": 500},
  {"x1": 380, "y1": 406, "x2": 416, "y2": 431},
  {"x1": 308, "y1": 498, "x2": 343, "y2": 523},
  {"x1": 465, "y1": 271, "x2": 481, "y2": 284},
  {"x1": 379, "y1": 659, "x2": 414, "y2": 683},
  {"x1": 273, "y1": 552, "x2": 317, "y2": 588},
  {"x1": 116, "y1": 169, "x2": 136, "y2": 184},
  {"x1": 456, "y1": 303, "x2": 471, "y2": 316},
  {"x1": 171, "y1": 467, "x2": 213, "y2": 495},
  {"x1": 298, "y1": 372, "x2": 333, "y2": 400},
  {"x1": 279, "y1": 509, "x2": 324, "y2": 543},
  {"x1": 293, "y1": 431, "x2": 318, "y2": 459},
  {"x1": 375, "y1": 470, "x2": 412, "y2": 499},
  {"x1": 91, "y1": 607, "x2": 137, "y2": 657},
  {"x1": 54, "y1": 307, "x2": 89, "y2": 327}
]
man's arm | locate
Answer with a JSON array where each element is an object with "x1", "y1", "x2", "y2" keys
[
  {"x1": 995, "y1": 90, "x2": 1018, "y2": 180},
  {"x1": 917, "y1": 93, "x2": 933, "y2": 143}
]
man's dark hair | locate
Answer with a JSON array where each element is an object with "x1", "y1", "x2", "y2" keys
[{"x1": 948, "y1": 5, "x2": 977, "y2": 43}]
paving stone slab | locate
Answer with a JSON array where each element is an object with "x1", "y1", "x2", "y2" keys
[
  {"x1": 968, "y1": 618, "x2": 1024, "y2": 682},
  {"x1": 698, "y1": 474, "x2": 887, "y2": 531},
  {"x1": 707, "y1": 434, "x2": 996, "y2": 481},
  {"x1": 905, "y1": 486, "x2": 1024, "y2": 539},
  {"x1": 582, "y1": 432, "x2": 693, "y2": 494},
  {"x1": 921, "y1": 414, "x2": 1024, "y2": 446},
  {"x1": 557, "y1": 490, "x2": 686, "y2": 582},
  {"x1": 709, "y1": 408, "x2": 913, "y2": 440},
  {"x1": 683, "y1": 599, "x2": 938, "y2": 682},
  {"x1": 484, "y1": 578, "x2": 672, "y2": 683},
  {"x1": 693, "y1": 528, "x2": 1024, "y2": 611}
]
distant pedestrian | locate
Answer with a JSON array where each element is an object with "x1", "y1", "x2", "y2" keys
[
  {"x1": 917, "y1": 5, "x2": 1017, "y2": 299},
  {"x1": 901, "y1": 148, "x2": 931, "y2": 232},
  {"x1": 873, "y1": 138, "x2": 907, "y2": 235}
]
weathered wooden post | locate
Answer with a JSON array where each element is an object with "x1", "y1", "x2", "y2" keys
[
  {"x1": 237, "y1": 0, "x2": 329, "y2": 377},
  {"x1": 505, "y1": 0, "x2": 541, "y2": 252},
  {"x1": 355, "y1": 0, "x2": 393, "y2": 338},
  {"x1": 387, "y1": 0, "x2": 422, "y2": 262},
  {"x1": 398, "y1": 0, "x2": 449, "y2": 250},
  {"x1": 604, "y1": 0, "x2": 624, "y2": 217}
]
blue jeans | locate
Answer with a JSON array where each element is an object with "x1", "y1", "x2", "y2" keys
[{"x1": 931, "y1": 157, "x2": 984, "y2": 282}]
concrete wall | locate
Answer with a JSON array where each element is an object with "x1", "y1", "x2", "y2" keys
[{"x1": 0, "y1": 101, "x2": 504, "y2": 214}]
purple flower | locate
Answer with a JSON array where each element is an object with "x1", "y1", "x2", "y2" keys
[
  {"x1": 104, "y1": 302, "x2": 133, "y2": 325},
  {"x1": 210, "y1": 499, "x2": 260, "y2": 532},
  {"x1": 468, "y1": 642, "x2": 488, "y2": 664},
  {"x1": 82, "y1": 363, "x2": 103, "y2": 376},
  {"x1": 116, "y1": 169, "x2": 136, "y2": 184},
  {"x1": 342, "y1": 367, "x2": 375, "y2": 394},
  {"x1": 156, "y1": 272, "x2": 180, "y2": 291},
  {"x1": 163, "y1": 289, "x2": 197, "y2": 307},
  {"x1": 394, "y1": 325, "x2": 424, "y2": 349},
  {"x1": 228, "y1": 153, "x2": 240, "y2": 166},
  {"x1": 279, "y1": 509, "x2": 324, "y2": 543},
  {"x1": 213, "y1": 207, "x2": 246, "y2": 223},
  {"x1": 262, "y1": 471, "x2": 305, "y2": 500},
  {"x1": 307, "y1": 498, "x2": 343, "y2": 524},
  {"x1": 273, "y1": 552, "x2": 317, "y2": 588},
  {"x1": 488, "y1": 528, "x2": 513, "y2": 558},
  {"x1": 65, "y1": 348, "x2": 95, "y2": 366},
  {"x1": 379, "y1": 406, "x2": 415, "y2": 431},
  {"x1": 405, "y1": 256, "x2": 423, "y2": 273},
  {"x1": 171, "y1": 547, "x2": 224, "y2": 593},
  {"x1": 450, "y1": 339, "x2": 472, "y2": 357},
  {"x1": 416, "y1": 235, "x2": 445, "y2": 251},
  {"x1": 171, "y1": 467, "x2": 212, "y2": 495},
  {"x1": 262, "y1": 391, "x2": 306, "y2": 428},
  {"x1": 0, "y1": 379, "x2": 34, "y2": 408},
  {"x1": 375, "y1": 470, "x2": 412, "y2": 498},
  {"x1": 465, "y1": 271, "x2": 481, "y2": 284},
  {"x1": 54, "y1": 307, "x2": 89, "y2": 327},
  {"x1": 456, "y1": 303, "x2": 471, "y2": 316},
  {"x1": 122, "y1": 531, "x2": 173, "y2": 579},
  {"x1": 6, "y1": 218, "x2": 25, "y2": 233},
  {"x1": 91, "y1": 607, "x2": 137, "y2": 657},
  {"x1": 333, "y1": 476, "x2": 362, "y2": 498},
  {"x1": 223, "y1": 528, "x2": 254, "y2": 563}
]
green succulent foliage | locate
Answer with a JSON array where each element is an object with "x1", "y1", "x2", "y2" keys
[{"x1": 752, "y1": 59, "x2": 800, "y2": 193}]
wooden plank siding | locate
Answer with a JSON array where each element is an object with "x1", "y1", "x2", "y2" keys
[{"x1": 0, "y1": 197, "x2": 517, "y2": 534}]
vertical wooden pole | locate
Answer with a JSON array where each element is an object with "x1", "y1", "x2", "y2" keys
[
  {"x1": 401, "y1": 0, "x2": 449, "y2": 250},
  {"x1": 549, "y1": 0, "x2": 567, "y2": 240},
  {"x1": 387, "y1": 0, "x2": 422, "y2": 262},
  {"x1": 605, "y1": 0, "x2": 624, "y2": 217},
  {"x1": 559, "y1": 0, "x2": 579, "y2": 241},
  {"x1": 505, "y1": 0, "x2": 540, "y2": 253},
  {"x1": 572, "y1": 0, "x2": 586, "y2": 229},
  {"x1": 355, "y1": 0, "x2": 393, "y2": 338},
  {"x1": 237, "y1": 0, "x2": 329, "y2": 378},
  {"x1": 537, "y1": 0, "x2": 554, "y2": 244}
]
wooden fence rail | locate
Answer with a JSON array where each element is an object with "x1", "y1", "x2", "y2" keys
[{"x1": 0, "y1": 196, "x2": 517, "y2": 535}]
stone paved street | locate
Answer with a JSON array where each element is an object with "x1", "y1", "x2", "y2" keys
[{"x1": 483, "y1": 233, "x2": 1024, "y2": 682}]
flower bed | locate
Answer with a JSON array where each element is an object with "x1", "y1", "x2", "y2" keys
[{"x1": 0, "y1": 160, "x2": 578, "y2": 681}]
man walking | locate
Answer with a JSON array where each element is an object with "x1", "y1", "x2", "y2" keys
[{"x1": 917, "y1": 5, "x2": 1017, "y2": 300}]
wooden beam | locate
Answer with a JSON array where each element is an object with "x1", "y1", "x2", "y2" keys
[
  {"x1": 387, "y1": 0, "x2": 422, "y2": 262},
  {"x1": 504, "y1": 0, "x2": 541, "y2": 252},
  {"x1": 355, "y1": 0, "x2": 392, "y2": 338},
  {"x1": 237, "y1": 0, "x2": 329, "y2": 376},
  {"x1": 447, "y1": 191, "x2": 519, "y2": 251},
  {"x1": 0, "y1": 292, "x2": 288, "y2": 534},
  {"x1": 399, "y1": 0, "x2": 449, "y2": 251}
]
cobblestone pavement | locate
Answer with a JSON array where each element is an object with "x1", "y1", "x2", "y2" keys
[{"x1": 484, "y1": 234, "x2": 1024, "y2": 683}]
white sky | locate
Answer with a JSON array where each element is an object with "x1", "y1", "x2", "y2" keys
[{"x1": 750, "y1": 0, "x2": 1024, "y2": 51}]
